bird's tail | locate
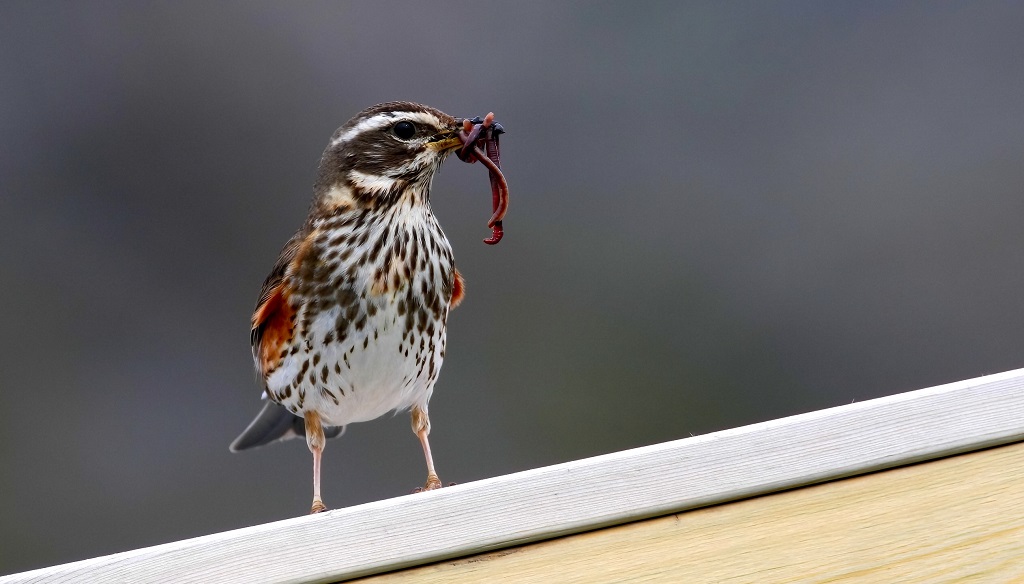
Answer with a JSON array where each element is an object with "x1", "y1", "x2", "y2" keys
[{"x1": 229, "y1": 400, "x2": 344, "y2": 452}]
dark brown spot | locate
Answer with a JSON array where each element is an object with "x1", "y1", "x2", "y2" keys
[
  {"x1": 416, "y1": 305, "x2": 429, "y2": 330},
  {"x1": 355, "y1": 228, "x2": 370, "y2": 249},
  {"x1": 320, "y1": 386, "x2": 339, "y2": 405},
  {"x1": 337, "y1": 288, "x2": 358, "y2": 307},
  {"x1": 368, "y1": 234, "x2": 385, "y2": 264},
  {"x1": 329, "y1": 232, "x2": 349, "y2": 247}
]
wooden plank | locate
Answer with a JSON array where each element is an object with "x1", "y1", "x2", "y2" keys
[
  {"x1": 357, "y1": 441, "x2": 1024, "y2": 583},
  {"x1": 4, "y1": 368, "x2": 1024, "y2": 584}
]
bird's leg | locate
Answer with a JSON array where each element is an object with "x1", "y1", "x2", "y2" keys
[
  {"x1": 304, "y1": 411, "x2": 328, "y2": 514},
  {"x1": 411, "y1": 405, "x2": 442, "y2": 491}
]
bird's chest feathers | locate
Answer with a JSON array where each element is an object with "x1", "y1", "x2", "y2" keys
[
  {"x1": 283, "y1": 206, "x2": 455, "y2": 360},
  {"x1": 263, "y1": 209, "x2": 455, "y2": 422},
  {"x1": 302, "y1": 206, "x2": 453, "y2": 298}
]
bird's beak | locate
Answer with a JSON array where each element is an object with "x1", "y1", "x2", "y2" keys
[{"x1": 426, "y1": 129, "x2": 463, "y2": 152}]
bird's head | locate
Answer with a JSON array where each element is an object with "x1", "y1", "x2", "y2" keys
[{"x1": 312, "y1": 101, "x2": 464, "y2": 213}]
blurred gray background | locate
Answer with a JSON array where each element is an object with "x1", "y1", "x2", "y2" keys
[{"x1": 3, "y1": 1, "x2": 1023, "y2": 574}]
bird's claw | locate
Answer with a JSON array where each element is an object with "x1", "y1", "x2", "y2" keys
[{"x1": 414, "y1": 473, "x2": 443, "y2": 493}]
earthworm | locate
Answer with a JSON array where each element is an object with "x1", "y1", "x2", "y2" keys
[{"x1": 457, "y1": 113, "x2": 508, "y2": 245}]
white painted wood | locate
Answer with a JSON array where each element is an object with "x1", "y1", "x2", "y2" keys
[{"x1": 5, "y1": 368, "x2": 1024, "y2": 584}]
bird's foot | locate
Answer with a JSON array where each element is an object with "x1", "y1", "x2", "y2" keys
[
  {"x1": 310, "y1": 497, "x2": 327, "y2": 514},
  {"x1": 414, "y1": 473, "x2": 443, "y2": 493}
]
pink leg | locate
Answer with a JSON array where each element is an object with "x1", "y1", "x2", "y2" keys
[
  {"x1": 305, "y1": 411, "x2": 327, "y2": 513},
  {"x1": 411, "y1": 406, "x2": 442, "y2": 490}
]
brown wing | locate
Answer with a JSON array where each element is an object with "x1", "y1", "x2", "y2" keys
[{"x1": 251, "y1": 233, "x2": 306, "y2": 379}]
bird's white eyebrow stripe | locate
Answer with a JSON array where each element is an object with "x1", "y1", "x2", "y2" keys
[
  {"x1": 333, "y1": 116, "x2": 391, "y2": 146},
  {"x1": 332, "y1": 111, "x2": 444, "y2": 146}
]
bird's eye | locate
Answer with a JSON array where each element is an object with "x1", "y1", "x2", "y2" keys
[{"x1": 392, "y1": 121, "x2": 417, "y2": 140}]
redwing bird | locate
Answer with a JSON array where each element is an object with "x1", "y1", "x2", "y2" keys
[{"x1": 230, "y1": 102, "x2": 500, "y2": 514}]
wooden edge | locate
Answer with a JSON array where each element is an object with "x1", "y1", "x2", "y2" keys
[
  {"x1": 5, "y1": 368, "x2": 1024, "y2": 584},
  {"x1": 350, "y1": 441, "x2": 1024, "y2": 583}
]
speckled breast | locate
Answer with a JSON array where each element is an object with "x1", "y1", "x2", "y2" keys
[{"x1": 264, "y1": 206, "x2": 455, "y2": 426}]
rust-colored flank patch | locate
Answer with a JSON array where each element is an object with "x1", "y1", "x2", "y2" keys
[
  {"x1": 451, "y1": 269, "x2": 465, "y2": 308},
  {"x1": 253, "y1": 286, "x2": 295, "y2": 374}
]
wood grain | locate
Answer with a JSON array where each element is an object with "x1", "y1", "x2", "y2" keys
[
  {"x1": 358, "y1": 442, "x2": 1024, "y2": 583},
  {"x1": 3, "y1": 368, "x2": 1023, "y2": 583}
]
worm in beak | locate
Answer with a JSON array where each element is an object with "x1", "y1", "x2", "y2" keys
[{"x1": 457, "y1": 112, "x2": 508, "y2": 245}]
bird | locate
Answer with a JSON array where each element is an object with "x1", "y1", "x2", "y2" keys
[{"x1": 230, "y1": 101, "x2": 482, "y2": 514}]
